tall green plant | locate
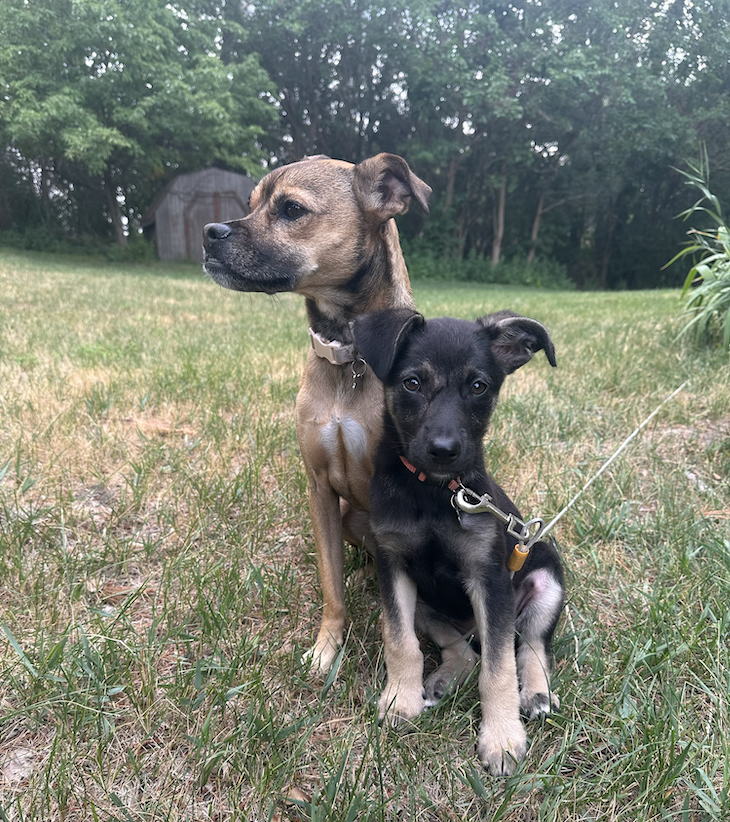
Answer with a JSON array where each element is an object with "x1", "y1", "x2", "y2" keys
[{"x1": 668, "y1": 148, "x2": 730, "y2": 350}]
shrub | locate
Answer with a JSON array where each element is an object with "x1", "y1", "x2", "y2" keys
[
  {"x1": 0, "y1": 227, "x2": 157, "y2": 262},
  {"x1": 668, "y1": 149, "x2": 730, "y2": 350},
  {"x1": 404, "y1": 248, "x2": 575, "y2": 290}
]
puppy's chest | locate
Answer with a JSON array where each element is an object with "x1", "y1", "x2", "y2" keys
[
  {"x1": 377, "y1": 509, "x2": 500, "y2": 573},
  {"x1": 386, "y1": 514, "x2": 500, "y2": 619}
]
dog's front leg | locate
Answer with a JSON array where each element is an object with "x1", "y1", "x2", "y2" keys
[
  {"x1": 305, "y1": 478, "x2": 346, "y2": 675},
  {"x1": 469, "y1": 576, "x2": 526, "y2": 776},
  {"x1": 376, "y1": 553, "x2": 425, "y2": 723}
]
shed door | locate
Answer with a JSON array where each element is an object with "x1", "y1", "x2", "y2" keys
[{"x1": 184, "y1": 191, "x2": 249, "y2": 261}]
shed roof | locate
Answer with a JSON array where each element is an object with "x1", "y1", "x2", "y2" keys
[{"x1": 141, "y1": 167, "x2": 256, "y2": 227}]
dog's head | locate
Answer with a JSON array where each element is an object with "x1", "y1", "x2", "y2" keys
[
  {"x1": 352, "y1": 309, "x2": 556, "y2": 481},
  {"x1": 202, "y1": 153, "x2": 431, "y2": 296}
]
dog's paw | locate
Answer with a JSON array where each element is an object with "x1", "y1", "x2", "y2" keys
[
  {"x1": 303, "y1": 635, "x2": 341, "y2": 678},
  {"x1": 423, "y1": 670, "x2": 451, "y2": 706},
  {"x1": 378, "y1": 684, "x2": 426, "y2": 725},
  {"x1": 520, "y1": 690, "x2": 560, "y2": 720},
  {"x1": 477, "y1": 718, "x2": 527, "y2": 776},
  {"x1": 424, "y1": 652, "x2": 478, "y2": 706}
]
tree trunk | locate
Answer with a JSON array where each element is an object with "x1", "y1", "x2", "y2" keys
[
  {"x1": 38, "y1": 160, "x2": 51, "y2": 227},
  {"x1": 282, "y1": 91, "x2": 305, "y2": 160},
  {"x1": 443, "y1": 155, "x2": 459, "y2": 213},
  {"x1": 457, "y1": 210, "x2": 467, "y2": 258},
  {"x1": 527, "y1": 190, "x2": 545, "y2": 264},
  {"x1": 304, "y1": 56, "x2": 319, "y2": 154},
  {"x1": 599, "y1": 202, "x2": 617, "y2": 289},
  {"x1": 491, "y1": 165, "x2": 507, "y2": 267},
  {"x1": 104, "y1": 170, "x2": 127, "y2": 248}
]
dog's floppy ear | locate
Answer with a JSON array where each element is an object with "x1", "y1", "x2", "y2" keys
[
  {"x1": 352, "y1": 153, "x2": 432, "y2": 224},
  {"x1": 478, "y1": 310, "x2": 556, "y2": 374},
  {"x1": 351, "y1": 308, "x2": 425, "y2": 380}
]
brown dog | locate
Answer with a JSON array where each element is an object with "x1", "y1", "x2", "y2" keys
[{"x1": 202, "y1": 154, "x2": 431, "y2": 673}]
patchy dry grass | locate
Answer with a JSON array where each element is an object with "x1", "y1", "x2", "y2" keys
[{"x1": 1, "y1": 250, "x2": 729, "y2": 821}]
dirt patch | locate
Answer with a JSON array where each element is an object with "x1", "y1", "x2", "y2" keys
[
  {"x1": 120, "y1": 415, "x2": 198, "y2": 438},
  {"x1": 652, "y1": 419, "x2": 730, "y2": 449}
]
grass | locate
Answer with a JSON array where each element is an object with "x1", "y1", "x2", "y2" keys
[{"x1": 0, "y1": 249, "x2": 729, "y2": 821}]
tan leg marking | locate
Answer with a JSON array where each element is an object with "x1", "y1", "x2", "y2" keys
[
  {"x1": 303, "y1": 481, "x2": 345, "y2": 675},
  {"x1": 515, "y1": 568, "x2": 564, "y2": 717},
  {"x1": 378, "y1": 573, "x2": 425, "y2": 723},
  {"x1": 416, "y1": 605, "x2": 479, "y2": 705},
  {"x1": 516, "y1": 640, "x2": 559, "y2": 718},
  {"x1": 469, "y1": 594, "x2": 526, "y2": 775}
]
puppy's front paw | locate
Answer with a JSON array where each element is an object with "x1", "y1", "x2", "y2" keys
[
  {"x1": 520, "y1": 690, "x2": 560, "y2": 720},
  {"x1": 477, "y1": 718, "x2": 527, "y2": 776},
  {"x1": 378, "y1": 683, "x2": 426, "y2": 725}
]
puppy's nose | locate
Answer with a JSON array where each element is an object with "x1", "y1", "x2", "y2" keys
[
  {"x1": 204, "y1": 223, "x2": 231, "y2": 244},
  {"x1": 427, "y1": 437, "x2": 461, "y2": 465}
]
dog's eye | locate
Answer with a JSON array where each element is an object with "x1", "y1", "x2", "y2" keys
[
  {"x1": 403, "y1": 377, "x2": 421, "y2": 392},
  {"x1": 471, "y1": 380, "x2": 488, "y2": 395},
  {"x1": 283, "y1": 201, "x2": 306, "y2": 220}
]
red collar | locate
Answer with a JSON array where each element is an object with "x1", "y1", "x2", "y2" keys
[{"x1": 399, "y1": 455, "x2": 461, "y2": 492}]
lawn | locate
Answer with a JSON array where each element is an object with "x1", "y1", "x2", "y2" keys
[{"x1": 0, "y1": 250, "x2": 729, "y2": 821}]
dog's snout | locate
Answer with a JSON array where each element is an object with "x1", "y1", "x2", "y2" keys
[
  {"x1": 204, "y1": 222, "x2": 231, "y2": 244},
  {"x1": 427, "y1": 436, "x2": 462, "y2": 465}
]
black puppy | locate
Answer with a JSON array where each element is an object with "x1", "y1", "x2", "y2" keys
[{"x1": 351, "y1": 308, "x2": 565, "y2": 775}]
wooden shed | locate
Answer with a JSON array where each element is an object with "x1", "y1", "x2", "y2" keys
[{"x1": 142, "y1": 168, "x2": 255, "y2": 262}]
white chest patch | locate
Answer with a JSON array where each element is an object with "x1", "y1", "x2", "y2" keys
[{"x1": 319, "y1": 414, "x2": 368, "y2": 464}]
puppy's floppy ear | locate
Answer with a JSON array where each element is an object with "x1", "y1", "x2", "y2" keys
[
  {"x1": 351, "y1": 308, "x2": 425, "y2": 380},
  {"x1": 478, "y1": 310, "x2": 557, "y2": 374},
  {"x1": 353, "y1": 153, "x2": 432, "y2": 224}
]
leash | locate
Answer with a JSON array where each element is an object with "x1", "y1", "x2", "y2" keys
[
  {"x1": 535, "y1": 380, "x2": 690, "y2": 544},
  {"x1": 315, "y1": 313, "x2": 690, "y2": 575},
  {"x1": 452, "y1": 380, "x2": 690, "y2": 573},
  {"x1": 399, "y1": 455, "x2": 540, "y2": 573},
  {"x1": 452, "y1": 484, "x2": 544, "y2": 573}
]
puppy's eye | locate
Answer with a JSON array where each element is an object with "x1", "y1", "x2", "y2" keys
[
  {"x1": 471, "y1": 380, "x2": 488, "y2": 395},
  {"x1": 403, "y1": 377, "x2": 421, "y2": 392},
  {"x1": 283, "y1": 201, "x2": 306, "y2": 220}
]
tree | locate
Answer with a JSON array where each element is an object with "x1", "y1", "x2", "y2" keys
[
  {"x1": 517, "y1": 0, "x2": 730, "y2": 287},
  {"x1": 0, "y1": 0, "x2": 278, "y2": 245},
  {"x1": 2, "y1": 0, "x2": 729, "y2": 282},
  {"x1": 232, "y1": 0, "x2": 414, "y2": 162}
]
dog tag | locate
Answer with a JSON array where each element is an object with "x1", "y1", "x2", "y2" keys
[
  {"x1": 450, "y1": 493, "x2": 463, "y2": 526},
  {"x1": 351, "y1": 357, "x2": 366, "y2": 390}
]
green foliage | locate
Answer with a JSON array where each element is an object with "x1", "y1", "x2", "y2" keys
[
  {"x1": 236, "y1": 0, "x2": 730, "y2": 288},
  {"x1": 0, "y1": 229, "x2": 157, "y2": 262},
  {"x1": 668, "y1": 149, "x2": 730, "y2": 350},
  {"x1": 2, "y1": 0, "x2": 730, "y2": 281},
  {"x1": 405, "y1": 249, "x2": 575, "y2": 290},
  {"x1": 0, "y1": 0, "x2": 278, "y2": 243}
]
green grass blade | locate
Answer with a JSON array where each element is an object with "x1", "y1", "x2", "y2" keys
[{"x1": 1, "y1": 622, "x2": 38, "y2": 677}]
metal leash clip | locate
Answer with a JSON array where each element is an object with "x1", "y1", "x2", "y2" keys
[
  {"x1": 453, "y1": 485, "x2": 545, "y2": 572},
  {"x1": 350, "y1": 357, "x2": 367, "y2": 390}
]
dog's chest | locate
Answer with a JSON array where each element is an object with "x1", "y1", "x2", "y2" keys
[
  {"x1": 318, "y1": 411, "x2": 369, "y2": 465},
  {"x1": 296, "y1": 365, "x2": 384, "y2": 505}
]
